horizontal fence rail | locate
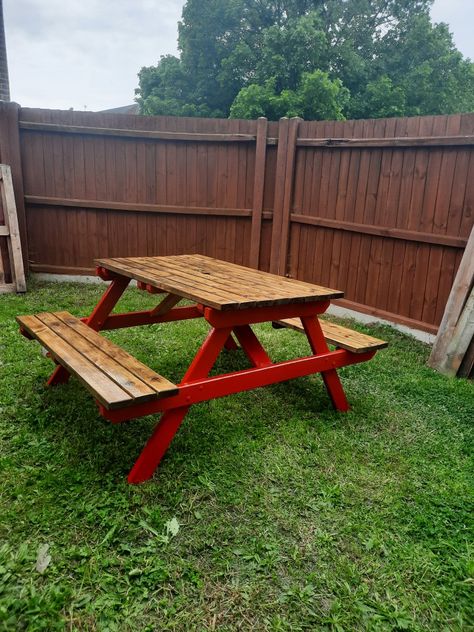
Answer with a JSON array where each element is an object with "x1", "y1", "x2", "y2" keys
[
  {"x1": 1, "y1": 103, "x2": 473, "y2": 334},
  {"x1": 296, "y1": 135, "x2": 474, "y2": 147}
]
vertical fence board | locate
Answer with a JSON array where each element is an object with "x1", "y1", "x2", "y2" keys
[
  {"x1": 6, "y1": 107, "x2": 472, "y2": 333},
  {"x1": 249, "y1": 117, "x2": 268, "y2": 269},
  {"x1": 269, "y1": 117, "x2": 290, "y2": 274}
]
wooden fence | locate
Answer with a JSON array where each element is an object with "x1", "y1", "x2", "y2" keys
[{"x1": 1, "y1": 102, "x2": 473, "y2": 334}]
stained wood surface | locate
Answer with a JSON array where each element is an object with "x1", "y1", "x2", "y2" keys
[
  {"x1": 275, "y1": 317, "x2": 388, "y2": 353},
  {"x1": 17, "y1": 311, "x2": 178, "y2": 409},
  {"x1": 96, "y1": 254, "x2": 343, "y2": 310},
  {"x1": 287, "y1": 114, "x2": 474, "y2": 333},
  {"x1": 442, "y1": 287, "x2": 474, "y2": 374},
  {"x1": 249, "y1": 117, "x2": 268, "y2": 268},
  {"x1": 19, "y1": 120, "x2": 257, "y2": 143},
  {"x1": 12, "y1": 106, "x2": 474, "y2": 332},
  {"x1": 296, "y1": 135, "x2": 474, "y2": 147}
]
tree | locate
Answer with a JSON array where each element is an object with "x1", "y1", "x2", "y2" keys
[
  {"x1": 374, "y1": 14, "x2": 474, "y2": 116},
  {"x1": 348, "y1": 76, "x2": 406, "y2": 120},
  {"x1": 136, "y1": 0, "x2": 474, "y2": 120},
  {"x1": 230, "y1": 71, "x2": 349, "y2": 120}
]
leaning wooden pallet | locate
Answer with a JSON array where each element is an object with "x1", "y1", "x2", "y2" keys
[
  {"x1": 428, "y1": 224, "x2": 474, "y2": 378},
  {"x1": 0, "y1": 163, "x2": 26, "y2": 293}
]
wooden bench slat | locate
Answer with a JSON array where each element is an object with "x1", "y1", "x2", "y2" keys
[
  {"x1": 35, "y1": 312, "x2": 158, "y2": 402},
  {"x1": 18, "y1": 314, "x2": 133, "y2": 409},
  {"x1": 275, "y1": 317, "x2": 388, "y2": 354},
  {"x1": 54, "y1": 311, "x2": 178, "y2": 396},
  {"x1": 17, "y1": 312, "x2": 178, "y2": 409}
]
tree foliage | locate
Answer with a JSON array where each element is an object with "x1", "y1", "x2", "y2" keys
[
  {"x1": 230, "y1": 72, "x2": 349, "y2": 120},
  {"x1": 136, "y1": 0, "x2": 474, "y2": 120}
]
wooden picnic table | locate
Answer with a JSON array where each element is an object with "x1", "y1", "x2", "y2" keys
[{"x1": 17, "y1": 254, "x2": 387, "y2": 483}]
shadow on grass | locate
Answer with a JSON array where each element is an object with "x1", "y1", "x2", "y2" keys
[{"x1": 15, "y1": 341, "x2": 357, "y2": 491}]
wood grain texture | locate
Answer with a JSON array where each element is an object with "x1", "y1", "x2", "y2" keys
[
  {"x1": 275, "y1": 316, "x2": 388, "y2": 353},
  {"x1": 285, "y1": 113, "x2": 474, "y2": 332},
  {"x1": 429, "y1": 224, "x2": 474, "y2": 372},
  {"x1": 0, "y1": 164, "x2": 26, "y2": 292},
  {"x1": 96, "y1": 254, "x2": 343, "y2": 310},
  {"x1": 17, "y1": 311, "x2": 178, "y2": 408},
  {"x1": 249, "y1": 117, "x2": 268, "y2": 268},
  {"x1": 0, "y1": 103, "x2": 29, "y2": 270},
  {"x1": 15, "y1": 108, "x2": 474, "y2": 332},
  {"x1": 19, "y1": 121, "x2": 257, "y2": 143},
  {"x1": 296, "y1": 135, "x2": 474, "y2": 147}
]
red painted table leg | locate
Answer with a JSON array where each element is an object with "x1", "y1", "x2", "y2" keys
[
  {"x1": 224, "y1": 334, "x2": 239, "y2": 351},
  {"x1": 127, "y1": 406, "x2": 190, "y2": 484},
  {"x1": 127, "y1": 325, "x2": 232, "y2": 483},
  {"x1": 301, "y1": 316, "x2": 350, "y2": 412},
  {"x1": 233, "y1": 325, "x2": 272, "y2": 368},
  {"x1": 85, "y1": 276, "x2": 131, "y2": 331}
]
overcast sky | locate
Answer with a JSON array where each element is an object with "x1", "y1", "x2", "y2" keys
[{"x1": 4, "y1": 0, "x2": 474, "y2": 112}]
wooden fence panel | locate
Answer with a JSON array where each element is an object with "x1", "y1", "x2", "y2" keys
[
  {"x1": 2, "y1": 104, "x2": 472, "y2": 332},
  {"x1": 285, "y1": 113, "x2": 474, "y2": 333},
  {"x1": 19, "y1": 108, "x2": 261, "y2": 274}
]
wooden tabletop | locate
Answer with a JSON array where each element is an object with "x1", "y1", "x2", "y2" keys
[{"x1": 95, "y1": 255, "x2": 343, "y2": 310}]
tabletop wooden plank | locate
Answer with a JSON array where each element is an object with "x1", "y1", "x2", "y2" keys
[
  {"x1": 154, "y1": 254, "x2": 343, "y2": 299},
  {"x1": 150, "y1": 255, "x2": 319, "y2": 298},
  {"x1": 186, "y1": 255, "x2": 341, "y2": 297},
  {"x1": 127, "y1": 256, "x2": 315, "y2": 307},
  {"x1": 129, "y1": 257, "x2": 261, "y2": 304},
  {"x1": 96, "y1": 255, "x2": 343, "y2": 310},
  {"x1": 98, "y1": 257, "x2": 233, "y2": 309}
]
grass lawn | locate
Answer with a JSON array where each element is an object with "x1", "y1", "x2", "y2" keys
[{"x1": 0, "y1": 280, "x2": 473, "y2": 631}]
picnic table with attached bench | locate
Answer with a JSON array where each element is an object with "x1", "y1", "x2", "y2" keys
[{"x1": 17, "y1": 254, "x2": 387, "y2": 483}]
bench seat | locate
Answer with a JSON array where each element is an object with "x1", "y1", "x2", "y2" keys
[
  {"x1": 274, "y1": 317, "x2": 388, "y2": 354},
  {"x1": 17, "y1": 311, "x2": 178, "y2": 409}
]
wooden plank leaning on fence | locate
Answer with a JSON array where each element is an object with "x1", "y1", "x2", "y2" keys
[
  {"x1": 0, "y1": 164, "x2": 26, "y2": 293},
  {"x1": 428, "y1": 224, "x2": 474, "y2": 377}
]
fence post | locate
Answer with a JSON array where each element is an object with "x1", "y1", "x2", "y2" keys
[
  {"x1": 278, "y1": 116, "x2": 301, "y2": 276},
  {"x1": 269, "y1": 116, "x2": 300, "y2": 275},
  {"x1": 0, "y1": 101, "x2": 28, "y2": 272},
  {"x1": 249, "y1": 117, "x2": 268, "y2": 269},
  {"x1": 270, "y1": 118, "x2": 289, "y2": 274}
]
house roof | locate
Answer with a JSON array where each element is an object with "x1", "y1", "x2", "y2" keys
[{"x1": 99, "y1": 104, "x2": 140, "y2": 114}]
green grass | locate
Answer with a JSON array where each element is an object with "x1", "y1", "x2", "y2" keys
[{"x1": 0, "y1": 280, "x2": 473, "y2": 631}]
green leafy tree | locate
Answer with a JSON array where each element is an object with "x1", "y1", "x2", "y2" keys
[
  {"x1": 349, "y1": 76, "x2": 406, "y2": 119},
  {"x1": 229, "y1": 79, "x2": 301, "y2": 119},
  {"x1": 376, "y1": 14, "x2": 474, "y2": 116},
  {"x1": 136, "y1": 0, "x2": 474, "y2": 120},
  {"x1": 298, "y1": 70, "x2": 349, "y2": 120},
  {"x1": 230, "y1": 71, "x2": 348, "y2": 120}
]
